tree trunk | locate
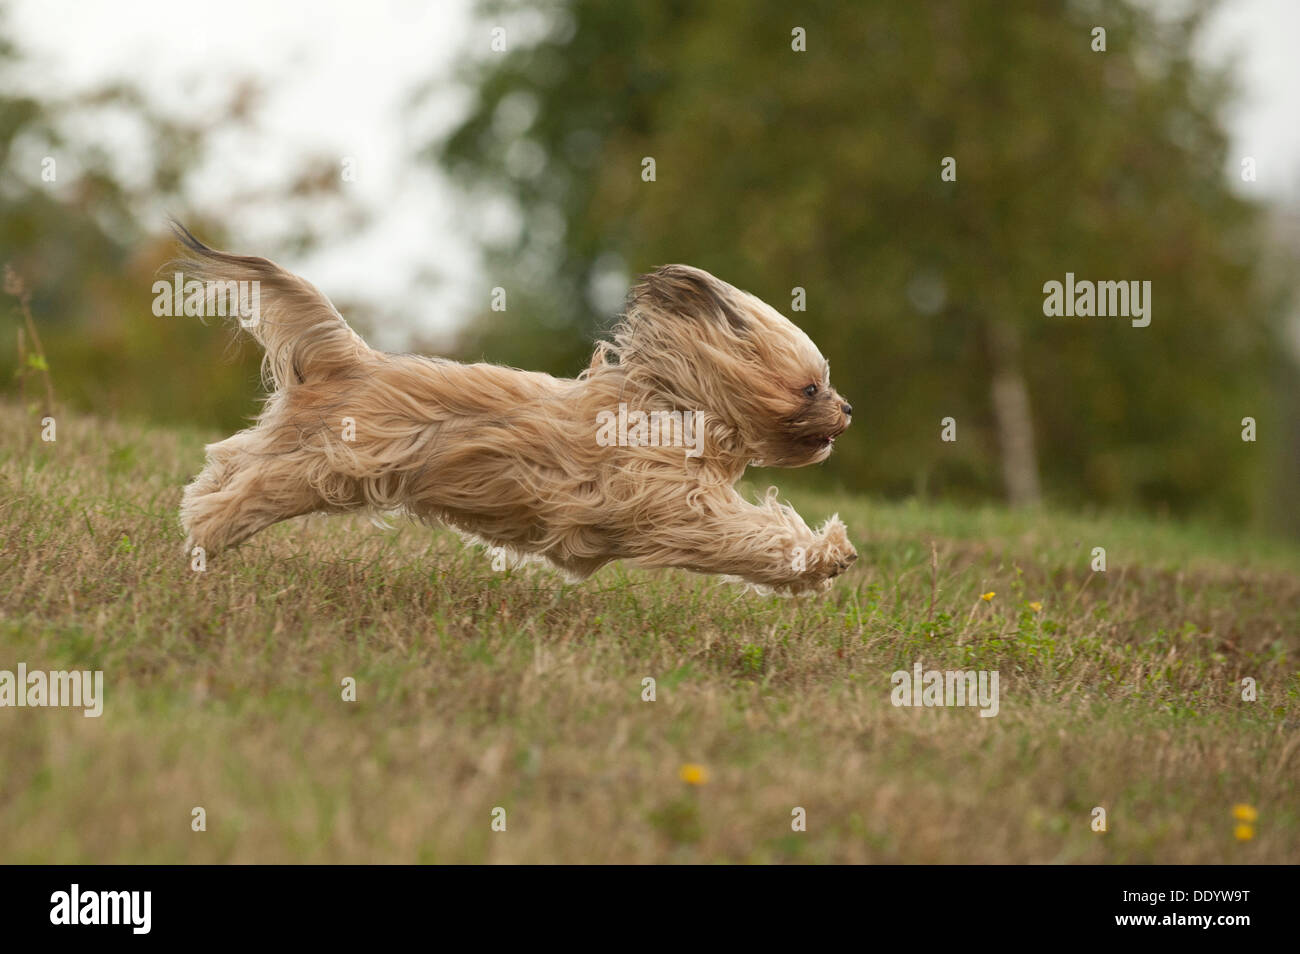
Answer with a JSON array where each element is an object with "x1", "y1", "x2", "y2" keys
[{"x1": 986, "y1": 321, "x2": 1041, "y2": 507}]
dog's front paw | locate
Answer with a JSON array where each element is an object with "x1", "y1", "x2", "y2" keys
[
  {"x1": 776, "y1": 515, "x2": 857, "y2": 595},
  {"x1": 811, "y1": 514, "x2": 857, "y2": 579}
]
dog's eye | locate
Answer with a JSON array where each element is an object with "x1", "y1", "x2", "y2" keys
[{"x1": 803, "y1": 384, "x2": 818, "y2": 398}]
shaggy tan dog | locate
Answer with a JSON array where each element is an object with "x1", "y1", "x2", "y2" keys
[{"x1": 174, "y1": 225, "x2": 856, "y2": 593}]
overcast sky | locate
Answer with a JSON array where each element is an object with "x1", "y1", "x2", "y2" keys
[{"x1": 9, "y1": 0, "x2": 1300, "y2": 344}]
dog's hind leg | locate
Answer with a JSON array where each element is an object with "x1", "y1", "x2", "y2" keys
[{"x1": 181, "y1": 437, "x2": 325, "y2": 555}]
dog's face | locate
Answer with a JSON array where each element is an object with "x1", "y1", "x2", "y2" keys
[{"x1": 611, "y1": 265, "x2": 851, "y2": 467}]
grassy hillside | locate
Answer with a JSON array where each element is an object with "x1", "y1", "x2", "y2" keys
[{"x1": 1, "y1": 403, "x2": 1297, "y2": 863}]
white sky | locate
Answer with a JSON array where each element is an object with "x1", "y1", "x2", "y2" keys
[
  {"x1": 8, "y1": 0, "x2": 485, "y2": 348},
  {"x1": 1195, "y1": 0, "x2": 1300, "y2": 197},
  {"x1": 8, "y1": 0, "x2": 1300, "y2": 345}
]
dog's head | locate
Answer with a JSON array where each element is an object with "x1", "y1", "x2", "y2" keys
[{"x1": 608, "y1": 265, "x2": 851, "y2": 467}]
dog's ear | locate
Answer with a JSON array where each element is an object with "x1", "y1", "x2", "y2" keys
[{"x1": 632, "y1": 265, "x2": 750, "y2": 334}]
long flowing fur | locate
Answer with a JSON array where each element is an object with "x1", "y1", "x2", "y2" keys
[{"x1": 176, "y1": 225, "x2": 856, "y2": 593}]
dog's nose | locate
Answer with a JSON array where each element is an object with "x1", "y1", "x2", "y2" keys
[{"x1": 841, "y1": 403, "x2": 853, "y2": 416}]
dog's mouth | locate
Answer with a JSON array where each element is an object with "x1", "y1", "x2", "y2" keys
[
  {"x1": 800, "y1": 429, "x2": 843, "y2": 451},
  {"x1": 782, "y1": 411, "x2": 850, "y2": 459},
  {"x1": 802, "y1": 422, "x2": 849, "y2": 449}
]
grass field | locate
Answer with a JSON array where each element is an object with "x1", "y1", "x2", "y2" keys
[{"x1": 1, "y1": 401, "x2": 1298, "y2": 863}]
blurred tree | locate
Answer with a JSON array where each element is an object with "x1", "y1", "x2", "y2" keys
[
  {"x1": 0, "y1": 4, "x2": 365, "y2": 434},
  {"x1": 432, "y1": 0, "x2": 1292, "y2": 530}
]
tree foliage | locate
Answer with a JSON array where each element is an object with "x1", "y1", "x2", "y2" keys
[{"x1": 437, "y1": 0, "x2": 1288, "y2": 528}]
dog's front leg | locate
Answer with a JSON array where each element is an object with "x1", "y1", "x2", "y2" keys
[{"x1": 630, "y1": 488, "x2": 857, "y2": 593}]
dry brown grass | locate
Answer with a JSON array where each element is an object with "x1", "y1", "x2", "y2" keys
[{"x1": 1, "y1": 403, "x2": 1297, "y2": 862}]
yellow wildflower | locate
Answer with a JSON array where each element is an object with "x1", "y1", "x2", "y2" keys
[{"x1": 679, "y1": 763, "x2": 709, "y2": 785}]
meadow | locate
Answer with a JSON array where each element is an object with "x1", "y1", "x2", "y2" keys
[{"x1": 1, "y1": 402, "x2": 1297, "y2": 863}]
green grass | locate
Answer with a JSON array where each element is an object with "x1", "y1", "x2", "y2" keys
[{"x1": 1, "y1": 402, "x2": 1297, "y2": 862}]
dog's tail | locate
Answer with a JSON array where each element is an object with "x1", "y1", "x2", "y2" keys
[{"x1": 169, "y1": 220, "x2": 369, "y2": 390}]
